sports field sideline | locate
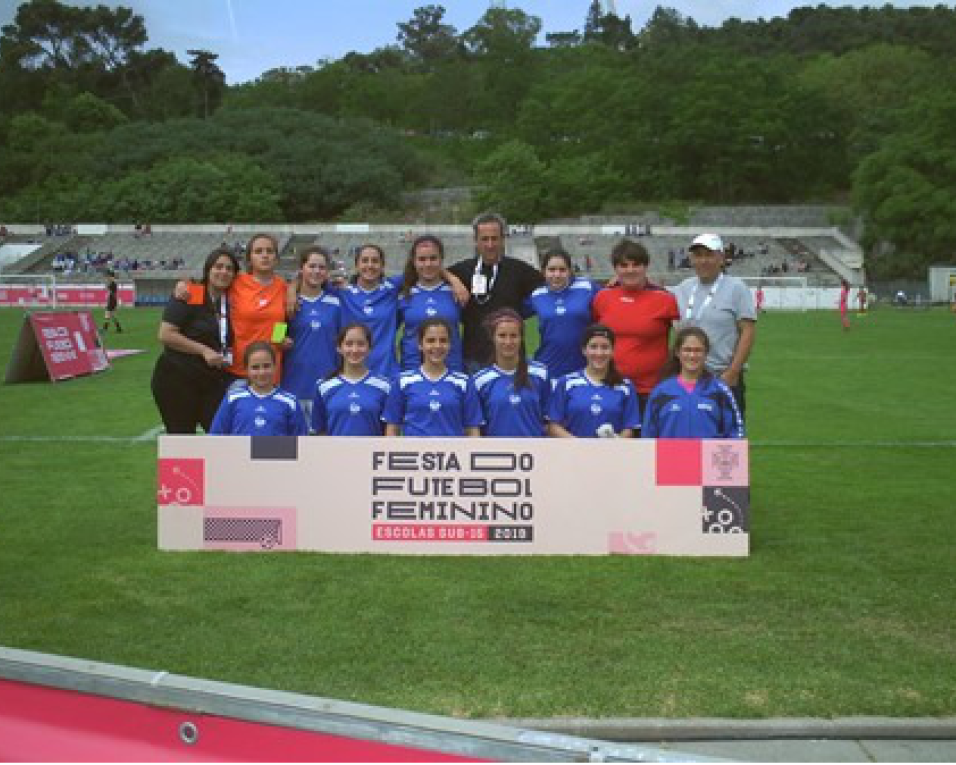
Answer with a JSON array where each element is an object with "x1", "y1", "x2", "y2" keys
[{"x1": 0, "y1": 305, "x2": 953, "y2": 719}]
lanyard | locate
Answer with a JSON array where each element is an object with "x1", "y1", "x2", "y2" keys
[
  {"x1": 217, "y1": 294, "x2": 230, "y2": 352},
  {"x1": 685, "y1": 274, "x2": 723, "y2": 321},
  {"x1": 473, "y1": 258, "x2": 499, "y2": 305}
]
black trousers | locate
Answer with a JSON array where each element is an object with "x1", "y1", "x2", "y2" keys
[{"x1": 151, "y1": 355, "x2": 228, "y2": 434}]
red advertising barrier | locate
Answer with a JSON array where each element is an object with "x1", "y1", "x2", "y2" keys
[
  {"x1": 0, "y1": 283, "x2": 135, "y2": 308},
  {"x1": 4, "y1": 310, "x2": 109, "y2": 383}
]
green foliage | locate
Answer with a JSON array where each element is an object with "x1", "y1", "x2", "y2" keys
[
  {"x1": 63, "y1": 92, "x2": 128, "y2": 132},
  {"x1": 473, "y1": 139, "x2": 547, "y2": 221}
]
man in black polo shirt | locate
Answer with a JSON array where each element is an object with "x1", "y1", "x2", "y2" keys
[{"x1": 449, "y1": 213, "x2": 544, "y2": 372}]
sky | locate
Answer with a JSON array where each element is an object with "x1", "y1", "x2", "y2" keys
[{"x1": 0, "y1": 0, "x2": 945, "y2": 84}]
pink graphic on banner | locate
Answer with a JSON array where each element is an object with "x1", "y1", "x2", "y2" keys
[
  {"x1": 203, "y1": 507, "x2": 297, "y2": 551},
  {"x1": 655, "y1": 439, "x2": 702, "y2": 486},
  {"x1": 372, "y1": 524, "x2": 489, "y2": 542},
  {"x1": 157, "y1": 458, "x2": 205, "y2": 506},
  {"x1": 703, "y1": 441, "x2": 749, "y2": 486},
  {"x1": 608, "y1": 531, "x2": 658, "y2": 554}
]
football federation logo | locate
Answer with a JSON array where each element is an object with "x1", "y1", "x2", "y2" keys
[
  {"x1": 254, "y1": 416, "x2": 267, "y2": 428},
  {"x1": 349, "y1": 402, "x2": 361, "y2": 414},
  {"x1": 429, "y1": 399, "x2": 442, "y2": 412},
  {"x1": 509, "y1": 393, "x2": 522, "y2": 405},
  {"x1": 711, "y1": 445, "x2": 740, "y2": 482}
]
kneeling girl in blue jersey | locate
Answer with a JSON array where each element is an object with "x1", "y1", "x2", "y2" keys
[
  {"x1": 384, "y1": 318, "x2": 482, "y2": 437},
  {"x1": 642, "y1": 326, "x2": 744, "y2": 439},
  {"x1": 472, "y1": 309, "x2": 550, "y2": 437},
  {"x1": 548, "y1": 324, "x2": 640, "y2": 438},
  {"x1": 210, "y1": 342, "x2": 308, "y2": 436},
  {"x1": 312, "y1": 323, "x2": 391, "y2": 436}
]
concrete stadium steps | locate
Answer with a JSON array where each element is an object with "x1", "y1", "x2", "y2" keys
[{"x1": 7, "y1": 235, "x2": 91, "y2": 275}]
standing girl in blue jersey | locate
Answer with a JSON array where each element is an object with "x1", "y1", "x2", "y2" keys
[
  {"x1": 312, "y1": 323, "x2": 391, "y2": 436},
  {"x1": 281, "y1": 247, "x2": 342, "y2": 423},
  {"x1": 210, "y1": 342, "x2": 308, "y2": 436},
  {"x1": 472, "y1": 309, "x2": 550, "y2": 437},
  {"x1": 384, "y1": 319, "x2": 482, "y2": 437},
  {"x1": 526, "y1": 249, "x2": 600, "y2": 377},
  {"x1": 337, "y1": 244, "x2": 402, "y2": 379},
  {"x1": 642, "y1": 326, "x2": 744, "y2": 439},
  {"x1": 397, "y1": 235, "x2": 464, "y2": 372},
  {"x1": 548, "y1": 324, "x2": 640, "y2": 439}
]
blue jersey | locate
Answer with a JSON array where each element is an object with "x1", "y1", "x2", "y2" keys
[
  {"x1": 397, "y1": 282, "x2": 463, "y2": 372},
  {"x1": 312, "y1": 373, "x2": 391, "y2": 436},
  {"x1": 334, "y1": 277, "x2": 400, "y2": 378},
  {"x1": 383, "y1": 369, "x2": 482, "y2": 437},
  {"x1": 526, "y1": 280, "x2": 599, "y2": 377},
  {"x1": 642, "y1": 375, "x2": 745, "y2": 439},
  {"x1": 472, "y1": 362, "x2": 550, "y2": 437},
  {"x1": 549, "y1": 371, "x2": 641, "y2": 438},
  {"x1": 210, "y1": 386, "x2": 308, "y2": 436},
  {"x1": 281, "y1": 291, "x2": 342, "y2": 400}
]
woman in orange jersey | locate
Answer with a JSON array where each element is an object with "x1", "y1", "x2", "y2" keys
[{"x1": 225, "y1": 233, "x2": 290, "y2": 382}]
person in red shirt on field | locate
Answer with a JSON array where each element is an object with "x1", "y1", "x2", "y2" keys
[{"x1": 592, "y1": 239, "x2": 679, "y2": 414}]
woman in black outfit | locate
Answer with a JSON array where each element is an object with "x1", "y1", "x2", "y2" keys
[{"x1": 151, "y1": 248, "x2": 239, "y2": 433}]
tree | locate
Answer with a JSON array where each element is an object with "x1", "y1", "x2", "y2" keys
[
  {"x1": 473, "y1": 139, "x2": 547, "y2": 221},
  {"x1": 397, "y1": 5, "x2": 460, "y2": 70},
  {"x1": 188, "y1": 49, "x2": 225, "y2": 118},
  {"x1": 583, "y1": 0, "x2": 636, "y2": 51}
]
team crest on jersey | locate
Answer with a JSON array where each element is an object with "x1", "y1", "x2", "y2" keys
[
  {"x1": 349, "y1": 402, "x2": 361, "y2": 414},
  {"x1": 590, "y1": 403, "x2": 603, "y2": 415},
  {"x1": 509, "y1": 393, "x2": 522, "y2": 405},
  {"x1": 311, "y1": 320, "x2": 322, "y2": 329},
  {"x1": 429, "y1": 399, "x2": 442, "y2": 412},
  {"x1": 363, "y1": 303, "x2": 373, "y2": 315},
  {"x1": 254, "y1": 416, "x2": 267, "y2": 428},
  {"x1": 258, "y1": 298, "x2": 268, "y2": 307},
  {"x1": 426, "y1": 307, "x2": 437, "y2": 316}
]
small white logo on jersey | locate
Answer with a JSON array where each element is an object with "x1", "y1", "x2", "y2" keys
[
  {"x1": 429, "y1": 399, "x2": 442, "y2": 412},
  {"x1": 349, "y1": 403, "x2": 361, "y2": 414},
  {"x1": 254, "y1": 416, "x2": 267, "y2": 428},
  {"x1": 311, "y1": 320, "x2": 321, "y2": 329},
  {"x1": 590, "y1": 403, "x2": 603, "y2": 415},
  {"x1": 363, "y1": 303, "x2": 373, "y2": 315},
  {"x1": 255, "y1": 405, "x2": 266, "y2": 413},
  {"x1": 509, "y1": 393, "x2": 522, "y2": 405},
  {"x1": 555, "y1": 305, "x2": 566, "y2": 315},
  {"x1": 426, "y1": 307, "x2": 437, "y2": 316}
]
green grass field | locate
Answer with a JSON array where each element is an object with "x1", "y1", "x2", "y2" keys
[{"x1": 0, "y1": 305, "x2": 954, "y2": 719}]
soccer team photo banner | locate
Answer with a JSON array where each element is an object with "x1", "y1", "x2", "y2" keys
[{"x1": 157, "y1": 436, "x2": 750, "y2": 557}]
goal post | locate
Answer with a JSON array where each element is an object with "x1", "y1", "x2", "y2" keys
[{"x1": 742, "y1": 275, "x2": 810, "y2": 311}]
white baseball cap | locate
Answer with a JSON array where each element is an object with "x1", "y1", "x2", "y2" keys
[{"x1": 690, "y1": 233, "x2": 724, "y2": 252}]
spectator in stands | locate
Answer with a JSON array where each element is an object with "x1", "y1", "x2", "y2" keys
[
  {"x1": 548, "y1": 323, "x2": 640, "y2": 439},
  {"x1": 449, "y1": 212, "x2": 544, "y2": 372},
  {"x1": 102, "y1": 271, "x2": 123, "y2": 333},
  {"x1": 525, "y1": 248, "x2": 601, "y2": 378},
  {"x1": 281, "y1": 247, "x2": 342, "y2": 423},
  {"x1": 397, "y1": 235, "x2": 465, "y2": 372},
  {"x1": 592, "y1": 239, "x2": 679, "y2": 413},
  {"x1": 672, "y1": 233, "x2": 756, "y2": 416},
  {"x1": 151, "y1": 248, "x2": 239, "y2": 434},
  {"x1": 642, "y1": 326, "x2": 745, "y2": 439}
]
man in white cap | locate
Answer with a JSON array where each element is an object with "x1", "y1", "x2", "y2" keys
[{"x1": 672, "y1": 233, "x2": 756, "y2": 416}]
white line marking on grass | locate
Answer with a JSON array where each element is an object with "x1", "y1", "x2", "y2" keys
[
  {"x1": 133, "y1": 425, "x2": 165, "y2": 442},
  {"x1": 753, "y1": 440, "x2": 956, "y2": 448}
]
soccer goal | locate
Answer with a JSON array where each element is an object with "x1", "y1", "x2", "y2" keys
[
  {"x1": 742, "y1": 275, "x2": 813, "y2": 311},
  {"x1": 0, "y1": 274, "x2": 59, "y2": 308}
]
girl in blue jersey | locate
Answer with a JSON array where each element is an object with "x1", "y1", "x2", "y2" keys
[
  {"x1": 548, "y1": 324, "x2": 640, "y2": 438},
  {"x1": 281, "y1": 247, "x2": 342, "y2": 422},
  {"x1": 210, "y1": 342, "x2": 308, "y2": 436},
  {"x1": 338, "y1": 244, "x2": 402, "y2": 379},
  {"x1": 472, "y1": 309, "x2": 550, "y2": 437},
  {"x1": 312, "y1": 323, "x2": 391, "y2": 436},
  {"x1": 642, "y1": 326, "x2": 745, "y2": 439},
  {"x1": 397, "y1": 235, "x2": 464, "y2": 372},
  {"x1": 384, "y1": 319, "x2": 482, "y2": 438},
  {"x1": 526, "y1": 249, "x2": 600, "y2": 377}
]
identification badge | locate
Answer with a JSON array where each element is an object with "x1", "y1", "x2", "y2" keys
[{"x1": 472, "y1": 273, "x2": 488, "y2": 296}]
